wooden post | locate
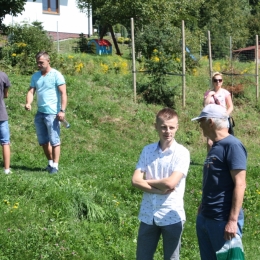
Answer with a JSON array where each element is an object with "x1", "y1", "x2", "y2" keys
[
  {"x1": 182, "y1": 20, "x2": 186, "y2": 108},
  {"x1": 256, "y1": 35, "x2": 259, "y2": 101},
  {"x1": 131, "y1": 18, "x2": 136, "y2": 103},
  {"x1": 208, "y1": 31, "x2": 213, "y2": 88}
]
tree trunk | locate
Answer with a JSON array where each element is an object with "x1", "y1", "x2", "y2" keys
[{"x1": 108, "y1": 24, "x2": 122, "y2": 56}]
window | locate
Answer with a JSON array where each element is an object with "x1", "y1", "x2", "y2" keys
[{"x1": 43, "y1": 0, "x2": 59, "y2": 14}]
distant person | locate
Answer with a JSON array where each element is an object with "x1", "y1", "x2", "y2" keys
[
  {"x1": 191, "y1": 104, "x2": 247, "y2": 260},
  {"x1": 204, "y1": 72, "x2": 234, "y2": 150},
  {"x1": 0, "y1": 71, "x2": 11, "y2": 174},
  {"x1": 25, "y1": 51, "x2": 67, "y2": 174},
  {"x1": 132, "y1": 107, "x2": 190, "y2": 260}
]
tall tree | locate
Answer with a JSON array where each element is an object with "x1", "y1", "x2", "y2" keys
[
  {"x1": 77, "y1": 0, "x2": 204, "y2": 29},
  {"x1": 0, "y1": 0, "x2": 36, "y2": 30},
  {"x1": 76, "y1": 0, "x2": 204, "y2": 55},
  {"x1": 198, "y1": 0, "x2": 251, "y2": 57}
]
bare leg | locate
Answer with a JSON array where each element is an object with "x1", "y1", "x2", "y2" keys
[
  {"x1": 2, "y1": 144, "x2": 10, "y2": 169},
  {"x1": 42, "y1": 143, "x2": 53, "y2": 160},
  {"x1": 52, "y1": 145, "x2": 60, "y2": 163}
]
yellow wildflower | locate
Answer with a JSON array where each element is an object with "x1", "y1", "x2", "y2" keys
[
  {"x1": 151, "y1": 56, "x2": 160, "y2": 62},
  {"x1": 75, "y1": 62, "x2": 84, "y2": 73},
  {"x1": 100, "y1": 63, "x2": 109, "y2": 73}
]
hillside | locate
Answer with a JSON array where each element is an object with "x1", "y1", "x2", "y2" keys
[{"x1": 0, "y1": 56, "x2": 259, "y2": 259}]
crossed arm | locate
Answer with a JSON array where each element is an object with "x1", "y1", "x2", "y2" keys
[{"x1": 131, "y1": 169, "x2": 184, "y2": 195}]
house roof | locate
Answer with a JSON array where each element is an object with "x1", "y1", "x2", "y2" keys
[
  {"x1": 233, "y1": 45, "x2": 259, "y2": 52},
  {"x1": 90, "y1": 39, "x2": 112, "y2": 46}
]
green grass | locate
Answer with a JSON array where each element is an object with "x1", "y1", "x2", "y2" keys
[{"x1": 0, "y1": 54, "x2": 259, "y2": 259}]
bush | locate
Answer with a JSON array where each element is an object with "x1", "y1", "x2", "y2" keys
[
  {"x1": 117, "y1": 37, "x2": 125, "y2": 44},
  {"x1": 0, "y1": 21, "x2": 54, "y2": 75}
]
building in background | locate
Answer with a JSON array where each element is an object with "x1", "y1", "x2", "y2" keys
[{"x1": 3, "y1": 0, "x2": 92, "y2": 40}]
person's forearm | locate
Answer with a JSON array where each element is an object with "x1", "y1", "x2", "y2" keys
[
  {"x1": 228, "y1": 186, "x2": 245, "y2": 222},
  {"x1": 226, "y1": 106, "x2": 233, "y2": 115},
  {"x1": 147, "y1": 172, "x2": 183, "y2": 192},
  {"x1": 26, "y1": 91, "x2": 34, "y2": 105},
  {"x1": 147, "y1": 179, "x2": 173, "y2": 192},
  {"x1": 61, "y1": 93, "x2": 67, "y2": 111},
  {"x1": 132, "y1": 179, "x2": 166, "y2": 194}
]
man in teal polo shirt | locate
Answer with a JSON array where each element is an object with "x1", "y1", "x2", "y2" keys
[{"x1": 25, "y1": 51, "x2": 67, "y2": 174}]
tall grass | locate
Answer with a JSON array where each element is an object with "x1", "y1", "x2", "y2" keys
[{"x1": 0, "y1": 54, "x2": 259, "y2": 259}]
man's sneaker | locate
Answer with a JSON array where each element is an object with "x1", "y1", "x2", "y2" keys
[
  {"x1": 45, "y1": 165, "x2": 52, "y2": 172},
  {"x1": 49, "y1": 167, "x2": 58, "y2": 174}
]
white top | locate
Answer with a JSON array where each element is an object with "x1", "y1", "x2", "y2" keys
[{"x1": 136, "y1": 140, "x2": 190, "y2": 226}]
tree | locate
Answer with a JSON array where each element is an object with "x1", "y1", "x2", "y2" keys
[
  {"x1": 0, "y1": 0, "x2": 36, "y2": 30},
  {"x1": 76, "y1": 0, "x2": 204, "y2": 55},
  {"x1": 198, "y1": 0, "x2": 251, "y2": 58}
]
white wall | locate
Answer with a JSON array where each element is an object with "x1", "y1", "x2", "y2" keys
[{"x1": 3, "y1": 0, "x2": 92, "y2": 34}]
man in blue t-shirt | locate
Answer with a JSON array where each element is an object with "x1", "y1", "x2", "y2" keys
[
  {"x1": 191, "y1": 104, "x2": 247, "y2": 260},
  {"x1": 25, "y1": 51, "x2": 67, "y2": 174}
]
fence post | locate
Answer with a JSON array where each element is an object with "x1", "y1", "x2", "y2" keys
[
  {"x1": 208, "y1": 31, "x2": 213, "y2": 88},
  {"x1": 182, "y1": 20, "x2": 186, "y2": 108},
  {"x1": 255, "y1": 35, "x2": 259, "y2": 101},
  {"x1": 57, "y1": 21, "x2": 60, "y2": 52},
  {"x1": 131, "y1": 18, "x2": 136, "y2": 103}
]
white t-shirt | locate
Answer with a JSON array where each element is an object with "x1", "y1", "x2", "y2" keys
[{"x1": 136, "y1": 140, "x2": 190, "y2": 226}]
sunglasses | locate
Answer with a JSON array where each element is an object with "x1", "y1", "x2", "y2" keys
[{"x1": 213, "y1": 79, "x2": 223, "y2": 83}]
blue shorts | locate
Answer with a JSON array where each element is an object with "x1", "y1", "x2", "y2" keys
[
  {"x1": 0, "y1": 121, "x2": 10, "y2": 145},
  {"x1": 34, "y1": 112, "x2": 60, "y2": 146}
]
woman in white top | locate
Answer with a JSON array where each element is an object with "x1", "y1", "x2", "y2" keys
[{"x1": 204, "y1": 72, "x2": 234, "y2": 150}]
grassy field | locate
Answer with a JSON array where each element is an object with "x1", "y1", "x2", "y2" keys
[{"x1": 0, "y1": 49, "x2": 259, "y2": 259}]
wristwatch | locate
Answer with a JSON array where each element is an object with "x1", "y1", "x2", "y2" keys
[{"x1": 60, "y1": 109, "x2": 65, "y2": 113}]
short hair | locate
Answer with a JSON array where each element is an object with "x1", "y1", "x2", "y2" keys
[
  {"x1": 206, "y1": 117, "x2": 228, "y2": 129},
  {"x1": 35, "y1": 51, "x2": 50, "y2": 60},
  {"x1": 212, "y1": 72, "x2": 222, "y2": 81},
  {"x1": 156, "y1": 108, "x2": 178, "y2": 123}
]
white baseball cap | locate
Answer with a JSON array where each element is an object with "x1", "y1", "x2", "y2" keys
[{"x1": 191, "y1": 104, "x2": 228, "y2": 121}]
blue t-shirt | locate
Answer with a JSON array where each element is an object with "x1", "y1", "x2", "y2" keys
[
  {"x1": 30, "y1": 69, "x2": 65, "y2": 114},
  {"x1": 201, "y1": 135, "x2": 247, "y2": 221}
]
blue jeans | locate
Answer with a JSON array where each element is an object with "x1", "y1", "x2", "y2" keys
[
  {"x1": 136, "y1": 221, "x2": 184, "y2": 260},
  {"x1": 0, "y1": 121, "x2": 10, "y2": 145},
  {"x1": 196, "y1": 214, "x2": 243, "y2": 260},
  {"x1": 34, "y1": 112, "x2": 60, "y2": 146}
]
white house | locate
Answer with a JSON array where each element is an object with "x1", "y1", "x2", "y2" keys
[{"x1": 3, "y1": 0, "x2": 92, "y2": 38}]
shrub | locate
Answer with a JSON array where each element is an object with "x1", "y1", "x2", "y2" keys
[
  {"x1": 117, "y1": 37, "x2": 125, "y2": 44},
  {"x1": 137, "y1": 49, "x2": 179, "y2": 108},
  {"x1": 0, "y1": 21, "x2": 54, "y2": 75},
  {"x1": 75, "y1": 33, "x2": 89, "y2": 53}
]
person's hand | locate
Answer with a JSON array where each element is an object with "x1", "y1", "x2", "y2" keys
[
  {"x1": 208, "y1": 91, "x2": 216, "y2": 96},
  {"x1": 25, "y1": 104, "x2": 31, "y2": 111},
  {"x1": 57, "y1": 111, "x2": 65, "y2": 121},
  {"x1": 162, "y1": 189, "x2": 175, "y2": 195},
  {"x1": 224, "y1": 220, "x2": 237, "y2": 240}
]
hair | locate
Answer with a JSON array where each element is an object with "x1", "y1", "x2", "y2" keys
[
  {"x1": 156, "y1": 108, "x2": 178, "y2": 123},
  {"x1": 35, "y1": 51, "x2": 50, "y2": 61},
  {"x1": 212, "y1": 72, "x2": 222, "y2": 81},
  {"x1": 206, "y1": 117, "x2": 228, "y2": 129}
]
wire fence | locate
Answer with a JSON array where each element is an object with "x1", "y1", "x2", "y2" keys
[{"x1": 131, "y1": 20, "x2": 259, "y2": 105}]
